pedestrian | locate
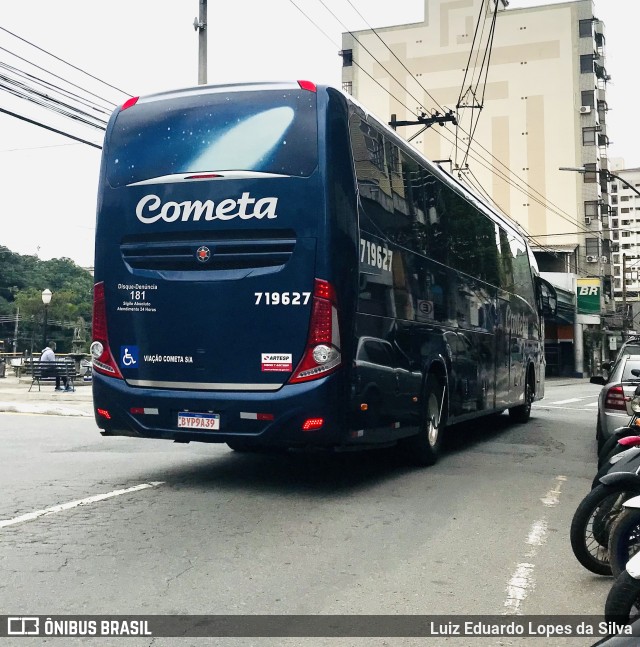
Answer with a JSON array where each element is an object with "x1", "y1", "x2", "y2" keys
[{"x1": 40, "y1": 340, "x2": 71, "y2": 392}]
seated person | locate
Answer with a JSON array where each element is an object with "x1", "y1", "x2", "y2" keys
[{"x1": 40, "y1": 340, "x2": 71, "y2": 391}]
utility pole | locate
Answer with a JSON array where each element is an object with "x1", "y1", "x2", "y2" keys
[
  {"x1": 194, "y1": 0, "x2": 207, "y2": 85},
  {"x1": 12, "y1": 306, "x2": 18, "y2": 354},
  {"x1": 623, "y1": 253, "x2": 629, "y2": 337}
]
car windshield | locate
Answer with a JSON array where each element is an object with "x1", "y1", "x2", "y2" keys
[{"x1": 621, "y1": 359, "x2": 640, "y2": 381}]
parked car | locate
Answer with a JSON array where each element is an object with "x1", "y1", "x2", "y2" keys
[
  {"x1": 598, "y1": 336, "x2": 640, "y2": 381},
  {"x1": 591, "y1": 355, "x2": 640, "y2": 450}
]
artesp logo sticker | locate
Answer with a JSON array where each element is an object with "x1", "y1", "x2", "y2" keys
[
  {"x1": 261, "y1": 353, "x2": 292, "y2": 372},
  {"x1": 121, "y1": 346, "x2": 139, "y2": 368}
]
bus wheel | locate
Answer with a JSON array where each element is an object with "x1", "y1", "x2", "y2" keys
[
  {"x1": 401, "y1": 375, "x2": 445, "y2": 466},
  {"x1": 509, "y1": 373, "x2": 533, "y2": 423}
]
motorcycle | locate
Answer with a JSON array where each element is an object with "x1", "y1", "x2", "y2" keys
[
  {"x1": 608, "y1": 494, "x2": 640, "y2": 578},
  {"x1": 570, "y1": 385, "x2": 640, "y2": 576},
  {"x1": 605, "y1": 549, "x2": 640, "y2": 624},
  {"x1": 570, "y1": 447, "x2": 640, "y2": 575}
]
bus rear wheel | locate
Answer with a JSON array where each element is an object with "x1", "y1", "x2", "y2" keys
[
  {"x1": 400, "y1": 375, "x2": 445, "y2": 466},
  {"x1": 509, "y1": 372, "x2": 533, "y2": 423}
]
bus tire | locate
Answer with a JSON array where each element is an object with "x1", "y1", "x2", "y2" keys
[
  {"x1": 400, "y1": 375, "x2": 445, "y2": 467},
  {"x1": 508, "y1": 371, "x2": 533, "y2": 423}
]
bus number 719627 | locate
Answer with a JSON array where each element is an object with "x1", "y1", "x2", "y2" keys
[{"x1": 254, "y1": 292, "x2": 312, "y2": 306}]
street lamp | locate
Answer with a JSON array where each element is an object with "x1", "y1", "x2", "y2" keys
[
  {"x1": 559, "y1": 166, "x2": 640, "y2": 198},
  {"x1": 41, "y1": 288, "x2": 52, "y2": 348}
]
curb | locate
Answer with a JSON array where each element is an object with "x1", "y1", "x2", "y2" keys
[{"x1": 0, "y1": 401, "x2": 93, "y2": 417}]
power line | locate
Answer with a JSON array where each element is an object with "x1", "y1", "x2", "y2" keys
[
  {"x1": 0, "y1": 44, "x2": 117, "y2": 110},
  {"x1": 0, "y1": 25, "x2": 129, "y2": 97},
  {"x1": 0, "y1": 107, "x2": 102, "y2": 149}
]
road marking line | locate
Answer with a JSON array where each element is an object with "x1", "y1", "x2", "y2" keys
[
  {"x1": 503, "y1": 476, "x2": 566, "y2": 615},
  {"x1": 586, "y1": 402, "x2": 599, "y2": 407},
  {"x1": 537, "y1": 405, "x2": 598, "y2": 411},
  {"x1": 551, "y1": 398, "x2": 585, "y2": 405},
  {"x1": 504, "y1": 562, "x2": 536, "y2": 614},
  {"x1": 541, "y1": 475, "x2": 566, "y2": 507},
  {"x1": 0, "y1": 482, "x2": 165, "y2": 529}
]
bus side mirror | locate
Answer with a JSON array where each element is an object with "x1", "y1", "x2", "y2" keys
[{"x1": 535, "y1": 277, "x2": 557, "y2": 317}]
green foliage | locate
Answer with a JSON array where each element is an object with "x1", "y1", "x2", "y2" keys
[{"x1": 0, "y1": 246, "x2": 92, "y2": 353}]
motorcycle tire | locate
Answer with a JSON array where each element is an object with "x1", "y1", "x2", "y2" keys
[
  {"x1": 605, "y1": 570, "x2": 640, "y2": 624},
  {"x1": 609, "y1": 508, "x2": 640, "y2": 578},
  {"x1": 570, "y1": 484, "x2": 629, "y2": 576}
]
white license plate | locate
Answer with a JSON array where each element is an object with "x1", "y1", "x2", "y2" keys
[{"x1": 177, "y1": 412, "x2": 220, "y2": 430}]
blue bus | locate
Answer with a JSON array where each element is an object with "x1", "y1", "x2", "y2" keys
[{"x1": 91, "y1": 80, "x2": 556, "y2": 465}]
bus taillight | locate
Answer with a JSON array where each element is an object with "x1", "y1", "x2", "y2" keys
[
  {"x1": 91, "y1": 282, "x2": 123, "y2": 379},
  {"x1": 121, "y1": 96, "x2": 139, "y2": 111},
  {"x1": 297, "y1": 80, "x2": 317, "y2": 93},
  {"x1": 289, "y1": 279, "x2": 341, "y2": 384}
]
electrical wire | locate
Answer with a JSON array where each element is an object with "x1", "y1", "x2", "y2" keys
[
  {"x1": 0, "y1": 25, "x2": 128, "y2": 97},
  {"x1": 0, "y1": 107, "x2": 102, "y2": 149}
]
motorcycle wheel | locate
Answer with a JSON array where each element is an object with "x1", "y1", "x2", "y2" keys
[
  {"x1": 608, "y1": 508, "x2": 640, "y2": 578},
  {"x1": 570, "y1": 484, "x2": 627, "y2": 575},
  {"x1": 605, "y1": 570, "x2": 640, "y2": 623}
]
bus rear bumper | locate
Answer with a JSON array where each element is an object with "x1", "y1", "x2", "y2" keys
[{"x1": 92, "y1": 373, "x2": 349, "y2": 447}]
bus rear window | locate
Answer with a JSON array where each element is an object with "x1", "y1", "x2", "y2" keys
[{"x1": 106, "y1": 89, "x2": 318, "y2": 187}]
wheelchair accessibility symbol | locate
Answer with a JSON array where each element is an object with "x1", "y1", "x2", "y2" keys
[{"x1": 120, "y1": 346, "x2": 139, "y2": 368}]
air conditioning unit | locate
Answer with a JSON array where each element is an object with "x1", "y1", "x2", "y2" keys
[
  {"x1": 585, "y1": 216, "x2": 592, "y2": 225},
  {"x1": 586, "y1": 255, "x2": 598, "y2": 263},
  {"x1": 580, "y1": 105, "x2": 592, "y2": 114}
]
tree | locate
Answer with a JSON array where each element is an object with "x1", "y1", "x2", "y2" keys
[{"x1": 0, "y1": 247, "x2": 92, "y2": 353}]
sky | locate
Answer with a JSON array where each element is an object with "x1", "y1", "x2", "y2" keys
[{"x1": 0, "y1": 0, "x2": 635, "y2": 268}]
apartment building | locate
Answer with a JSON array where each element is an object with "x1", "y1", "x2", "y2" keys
[
  {"x1": 610, "y1": 165, "x2": 640, "y2": 307},
  {"x1": 341, "y1": 0, "x2": 613, "y2": 374}
]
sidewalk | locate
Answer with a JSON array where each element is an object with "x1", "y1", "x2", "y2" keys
[{"x1": 0, "y1": 374, "x2": 93, "y2": 417}]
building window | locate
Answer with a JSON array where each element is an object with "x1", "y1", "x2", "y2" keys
[
  {"x1": 586, "y1": 238, "x2": 600, "y2": 256},
  {"x1": 611, "y1": 184, "x2": 618, "y2": 193},
  {"x1": 613, "y1": 219, "x2": 619, "y2": 228},
  {"x1": 582, "y1": 128, "x2": 597, "y2": 145},
  {"x1": 583, "y1": 163, "x2": 598, "y2": 183},
  {"x1": 585, "y1": 201, "x2": 599, "y2": 218},
  {"x1": 580, "y1": 54, "x2": 594, "y2": 73},
  {"x1": 622, "y1": 231, "x2": 631, "y2": 237},
  {"x1": 579, "y1": 19, "x2": 593, "y2": 37},
  {"x1": 581, "y1": 90, "x2": 595, "y2": 108},
  {"x1": 621, "y1": 196, "x2": 630, "y2": 202},
  {"x1": 613, "y1": 232, "x2": 619, "y2": 240},
  {"x1": 340, "y1": 49, "x2": 353, "y2": 67}
]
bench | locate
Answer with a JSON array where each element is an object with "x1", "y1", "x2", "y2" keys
[{"x1": 29, "y1": 359, "x2": 77, "y2": 392}]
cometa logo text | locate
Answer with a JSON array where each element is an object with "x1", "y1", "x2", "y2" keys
[{"x1": 136, "y1": 192, "x2": 278, "y2": 224}]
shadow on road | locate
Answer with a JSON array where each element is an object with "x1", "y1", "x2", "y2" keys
[{"x1": 149, "y1": 413, "x2": 541, "y2": 496}]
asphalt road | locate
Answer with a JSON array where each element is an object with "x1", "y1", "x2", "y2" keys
[{"x1": 0, "y1": 380, "x2": 619, "y2": 646}]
